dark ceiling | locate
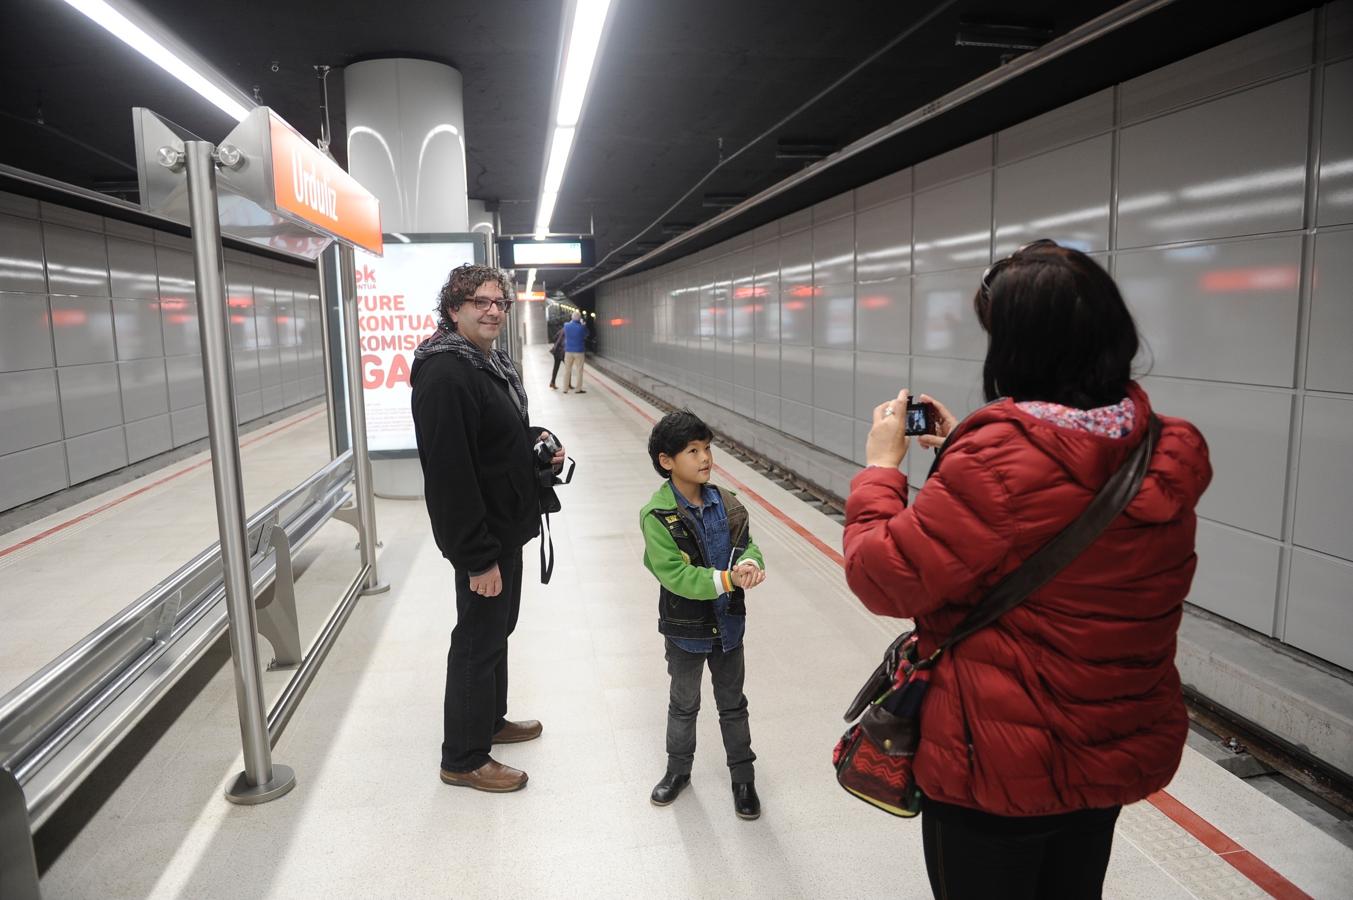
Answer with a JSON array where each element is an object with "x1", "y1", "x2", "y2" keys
[{"x1": 0, "y1": 0, "x2": 1321, "y2": 298}]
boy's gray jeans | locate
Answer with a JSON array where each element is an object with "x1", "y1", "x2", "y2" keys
[{"x1": 664, "y1": 638, "x2": 756, "y2": 783}]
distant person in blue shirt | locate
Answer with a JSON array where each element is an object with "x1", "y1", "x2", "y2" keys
[{"x1": 561, "y1": 311, "x2": 588, "y2": 393}]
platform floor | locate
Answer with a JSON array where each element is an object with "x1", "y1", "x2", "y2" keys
[{"x1": 26, "y1": 348, "x2": 1353, "y2": 899}]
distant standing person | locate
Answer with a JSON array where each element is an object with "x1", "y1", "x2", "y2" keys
[
  {"x1": 549, "y1": 326, "x2": 566, "y2": 390},
  {"x1": 561, "y1": 311, "x2": 588, "y2": 393}
]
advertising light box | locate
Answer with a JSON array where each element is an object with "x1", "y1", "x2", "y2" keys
[{"x1": 355, "y1": 234, "x2": 485, "y2": 454}]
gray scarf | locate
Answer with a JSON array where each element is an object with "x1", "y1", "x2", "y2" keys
[{"x1": 414, "y1": 328, "x2": 529, "y2": 424}]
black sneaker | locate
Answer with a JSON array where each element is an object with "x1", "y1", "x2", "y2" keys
[
  {"x1": 733, "y1": 781, "x2": 760, "y2": 820},
  {"x1": 650, "y1": 771, "x2": 691, "y2": 806}
]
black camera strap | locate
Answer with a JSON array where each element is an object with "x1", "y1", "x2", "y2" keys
[{"x1": 539, "y1": 457, "x2": 575, "y2": 584}]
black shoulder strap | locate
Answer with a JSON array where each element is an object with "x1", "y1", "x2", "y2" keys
[{"x1": 933, "y1": 414, "x2": 1162, "y2": 658}]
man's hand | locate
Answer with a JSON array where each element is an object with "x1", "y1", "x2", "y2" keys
[
  {"x1": 731, "y1": 562, "x2": 766, "y2": 590},
  {"x1": 469, "y1": 563, "x2": 502, "y2": 597},
  {"x1": 540, "y1": 430, "x2": 567, "y2": 472}
]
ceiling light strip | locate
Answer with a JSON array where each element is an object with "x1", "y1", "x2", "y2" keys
[
  {"x1": 61, "y1": 0, "x2": 254, "y2": 122},
  {"x1": 570, "y1": 0, "x2": 1175, "y2": 295},
  {"x1": 534, "y1": 0, "x2": 614, "y2": 238}
]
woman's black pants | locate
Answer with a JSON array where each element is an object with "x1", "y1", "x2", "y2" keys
[
  {"x1": 922, "y1": 797, "x2": 1121, "y2": 899},
  {"x1": 550, "y1": 356, "x2": 563, "y2": 385}
]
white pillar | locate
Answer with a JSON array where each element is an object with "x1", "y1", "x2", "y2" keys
[
  {"x1": 345, "y1": 58, "x2": 470, "y2": 498},
  {"x1": 345, "y1": 58, "x2": 468, "y2": 233}
]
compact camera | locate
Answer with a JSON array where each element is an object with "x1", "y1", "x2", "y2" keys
[
  {"x1": 533, "y1": 432, "x2": 562, "y2": 468},
  {"x1": 904, "y1": 400, "x2": 938, "y2": 436}
]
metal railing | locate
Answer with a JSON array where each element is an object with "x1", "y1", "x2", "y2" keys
[{"x1": 0, "y1": 451, "x2": 361, "y2": 897}]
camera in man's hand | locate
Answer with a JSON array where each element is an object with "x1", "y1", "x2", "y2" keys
[{"x1": 533, "y1": 432, "x2": 562, "y2": 468}]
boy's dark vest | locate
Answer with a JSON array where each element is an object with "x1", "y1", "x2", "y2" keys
[{"x1": 647, "y1": 486, "x2": 750, "y2": 641}]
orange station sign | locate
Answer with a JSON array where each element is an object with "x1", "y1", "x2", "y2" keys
[{"x1": 269, "y1": 113, "x2": 383, "y2": 255}]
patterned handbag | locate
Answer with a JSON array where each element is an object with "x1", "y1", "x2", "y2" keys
[
  {"x1": 834, "y1": 415, "x2": 1161, "y2": 817},
  {"x1": 832, "y1": 631, "x2": 932, "y2": 816}
]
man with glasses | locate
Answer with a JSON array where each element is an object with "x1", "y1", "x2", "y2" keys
[{"x1": 411, "y1": 264, "x2": 566, "y2": 793}]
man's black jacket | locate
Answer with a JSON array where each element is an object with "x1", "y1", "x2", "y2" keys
[{"x1": 410, "y1": 351, "x2": 542, "y2": 574}]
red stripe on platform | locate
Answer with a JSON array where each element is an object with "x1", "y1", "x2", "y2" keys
[
  {"x1": 1147, "y1": 791, "x2": 1311, "y2": 899},
  {"x1": 0, "y1": 409, "x2": 324, "y2": 560},
  {"x1": 592, "y1": 367, "x2": 1311, "y2": 900}
]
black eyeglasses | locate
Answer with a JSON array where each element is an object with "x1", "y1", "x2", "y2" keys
[
  {"x1": 470, "y1": 296, "x2": 512, "y2": 313},
  {"x1": 980, "y1": 238, "x2": 1059, "y2": 296}
]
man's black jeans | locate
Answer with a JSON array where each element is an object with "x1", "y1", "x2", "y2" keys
[
  {"x1": 442, "y1": 547, "x2": 523, "y2": 772},
  {"x1": 921, "y1": 797, "x2": 1121, "y2": 899},
  {"x1": 664, "y1": 638, "x2": 756, "y2": 783}
]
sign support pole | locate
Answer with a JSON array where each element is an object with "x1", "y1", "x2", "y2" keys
[
  {"x1": 338, "y1": 244, "x2": 389, "y2": 594},
  {"x1": 181, "y1": 140, "x2": 296, "y2": 804}
]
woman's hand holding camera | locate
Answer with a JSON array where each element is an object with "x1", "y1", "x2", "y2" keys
[
  {"x1": 915, "y1": 394, "x2": 958, "y2": 451},
  {"x1": 730, "y1": 562, "x2": 766, "y2": 590},
  {"x1": 866, "y1": 389, "x2": 959, "y2": 468},
  {"x1": 866, "y1": 388, "x2": 913, "y2": 468}
]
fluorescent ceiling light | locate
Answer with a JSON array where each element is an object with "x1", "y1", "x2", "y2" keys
[
  {"x1": 61, "y1": 0, "x2": 251, "y2": 122},
  {"x1": 534, "y1": 0, "x2": 614, "y2": 240},
  {"x1": 534, "y1": 191, "x2": 558, "y2": 238},
  {"x1": 542, "y1": 127, "x2": 576, "y2": 195},
  {"x1": 555, "y1": 0, "x2": 613, "y2": 127}
]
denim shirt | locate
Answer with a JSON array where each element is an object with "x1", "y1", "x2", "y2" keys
[{"x1": 669, "y1": 483, "x2": 746, "y2": 654}]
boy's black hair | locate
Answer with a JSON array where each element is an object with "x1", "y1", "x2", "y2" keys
[
  {"x1": 974, "y1": 242, "x2": 1140, "y2": 410},
  {"x1": 647, "y1": 409, "x2": 713, "y2": 478}
]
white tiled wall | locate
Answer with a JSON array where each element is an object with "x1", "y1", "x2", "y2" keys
[
  {"x1": 0, "y1": 198, "x2": 325, "y2": 511},
  {"x1": 596, "y1": 4, "x2": 1353, "y2": 670}
]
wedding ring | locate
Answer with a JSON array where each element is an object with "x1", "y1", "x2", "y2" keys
[{"x1": 883, "y1": 406, "x2": 895, "y2": 417}]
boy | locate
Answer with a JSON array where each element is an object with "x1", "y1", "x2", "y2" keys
[{"x1": 640, "y1": 410, "x2": 767, "y2": 820}]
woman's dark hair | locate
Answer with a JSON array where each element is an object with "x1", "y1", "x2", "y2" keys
[
  {"x1": 434, "y1": 264, "x2": 514, "y2": 332},
  {"x1": 647, "y1": 409, "x2": 713, "y2": 478},
  {"x1": 974, "y1": 242, "x2": 1139, "y2": 409}
]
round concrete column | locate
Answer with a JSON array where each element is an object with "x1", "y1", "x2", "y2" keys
[
  {"x1": 345, "y1": 58, "x2": 469, "y2": 497},
  {"x1": 344, "y1": 58, "x2": 469, "y2": 232}
]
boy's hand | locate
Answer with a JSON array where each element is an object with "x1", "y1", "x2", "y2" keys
[{"x1": 732, "y1": 562, "x2": 766, "y2": 589}]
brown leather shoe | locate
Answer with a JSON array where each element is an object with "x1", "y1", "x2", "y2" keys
[
  {"x1": 439, "y1": 759, "x2": 528, "y2": 792},
  {"x1": 493, "y1": 719, "x2": 543, "y2": 744}
]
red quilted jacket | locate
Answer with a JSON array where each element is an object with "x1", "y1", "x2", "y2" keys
[{"x1": 843, "y1": 383, "x2": 1211, "y2": 817}]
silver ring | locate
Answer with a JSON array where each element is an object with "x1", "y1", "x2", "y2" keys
[{"x1": 883, "y1": 406, "x2": 895, "y2": 417}]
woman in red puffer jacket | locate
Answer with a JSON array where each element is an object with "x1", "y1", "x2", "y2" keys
[{"x1": 844, "y1": 240, "x2": 1211, "y2": 900}]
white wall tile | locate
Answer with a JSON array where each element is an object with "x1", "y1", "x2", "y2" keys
[
  {"x1": 0, "y1": 369, "x2": 62, "y2": 455},
  {"x1": 1118, "y1": 75, "x2": 1310, "y2": 248},
  {"x1": 1116, "y1": 236, "x2": 1302, "y2": 387},
  {"x1": 1189, "y1": 521, "x2": 1280, "y2": 633},
  {"x1": 1318, "y1": 58, "x2": 1353, "y2": 227},
  {"x1": 994, "y1": 134, "x2": 1111, "y2": 256},
  {"x1": 1306, "y1": 227, "x2": 1353, "y2": 392},
  {"x1": 915, "y1": 137, "x2": 991, "y2": 191},
  {"x1": 0, "y1": 444, "x2": 68, "y2": 511},
  {"x1": 1142, "y1": 377, "x2": 1290, "y2": 540},
  {"x1": 1294, "y1": 394, "x2": 1353, "y2": 561},
  {"x1": 997, "y1": 88, "x2": 1113, "y2": 165},
  {"x1": 1119, "y1": 12, "x2": 1313, "y2": 124},
  {"x1": 913, "y1": 173, "x2": 992, "y2": 273},
  {"x1": 1285, "y1": 549, "x2": 1353, "y2": 669}
]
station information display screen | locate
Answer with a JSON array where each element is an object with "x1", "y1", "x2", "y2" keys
[
  {"x1": 497, "y1": 236, "x2": 596, "y2": 268},
  {"x1": 355, "y1": 234, "x2": 485, "y2": 454}
]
